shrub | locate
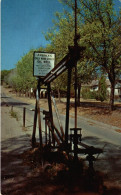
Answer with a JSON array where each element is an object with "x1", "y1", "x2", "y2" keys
[
  {"x1": 97, "y1": 76, "x2": 107, "y2": 102},
  {"x1": 81, "y1": 87, "x2": 96, "y2": 99}
]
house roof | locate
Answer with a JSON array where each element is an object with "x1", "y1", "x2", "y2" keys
[
  {"x1": 90, "y1": 80, "x2": 99, "y2": 86},
  {"x1": 90, "y1": 79, "x2": 111, "y2": 87},
  {"x1": 82, "y1": 79, "x2": 121, "y2": 88},
  {"x1": 115, "y1": 83, "x2": 121, "y2": 89}
]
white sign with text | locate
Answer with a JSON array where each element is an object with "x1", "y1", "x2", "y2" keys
[{"x1": 33, "y1": 52, "x2": 55, "y2": 77}]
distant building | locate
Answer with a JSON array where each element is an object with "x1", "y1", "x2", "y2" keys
[{"x1": 82, "y1": 79, "x2": 121, "y2": 98}]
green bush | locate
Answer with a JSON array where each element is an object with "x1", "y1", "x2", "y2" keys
[
  {"x1": 97, "y1": 76, "x2": 107, "y2": 102},
  {"x1": 95, "y1": 91, "x2": 107, "y2": 102},
  {"x1": 81, "y1": 87, "x2": 97, "y2": 99}
]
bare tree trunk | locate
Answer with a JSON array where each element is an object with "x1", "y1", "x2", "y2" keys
[
  {"x1": 108, "y1": 64, "x2": 115, "y2": 111},
  {"x1": 110, "y1": 82, "x2": 115, "y2": 111}
]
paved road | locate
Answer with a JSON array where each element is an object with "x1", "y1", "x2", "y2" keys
[
  {"x1": 1, "y1": 90, "x2": 121, "y2": 192},
  {"x1": 1, "y1": 91, "x2": 121, "y2": 146}
]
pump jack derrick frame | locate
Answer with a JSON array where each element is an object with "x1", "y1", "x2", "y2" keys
[
  {"x1": 32, "y1": 0, "x2": 103, "y2": 171},
  {"x1": 32, "y1": 44, "x2": 102, "y2": 169}
]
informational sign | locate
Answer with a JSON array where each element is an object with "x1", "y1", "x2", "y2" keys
[{"x1": 33, "y1": 52, "x2": 55, "y2": 77}]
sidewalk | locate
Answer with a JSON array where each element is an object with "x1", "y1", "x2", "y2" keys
[{"x1": 1, "y1": 106, "x2": 32, "y2": 194}]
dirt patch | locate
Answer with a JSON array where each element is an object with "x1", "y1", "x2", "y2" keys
[
  {"x1": 80, "y1": 107, "x2": 121, "y2": 128},
  {"x1": 115, "y1": 129, "x2": 121, "y2": 133},
  {"x1": 20, "y1": 147, "x2": 106, "y2": 194}
]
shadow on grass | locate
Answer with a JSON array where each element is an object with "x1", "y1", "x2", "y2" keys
[
  {"x1": 1, "y1": 101, "x2": 29, "y2": 107},
  {"x1": 70, "y1": 101, "x2": 121, "y2": 111}
]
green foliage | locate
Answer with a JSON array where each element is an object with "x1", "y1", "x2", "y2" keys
[
  {"x1": 52, "y1": 71, "x2": 68, "y2": 91},
  {"x1": 45, "y1": 11, "x2": 75, "y2": 63},
  {"x1": 81, "y1": 87, "x2": 96, "y2": 99},
  {"x1": 81, "y1": 76, "x2": 107, "y2": 101},
  {"x1": 1, "y1": 70, "x2": 12, "y2": 83},
  {"x1": 44, "y1": 11, "x2": 76, "y2": 93},
  {"x1": 4, "y1": 47, "x2": 47, "y2": 92},
  {"x1": 59, "y1": 0, "x2": 121, "y2": 110},
  {"x1": 44, "y1": 8, "x2": 97, "y2": 93},
  {"x1": 96, "y1": 76, "x2": 107, "y2": 102},
  {"x1": 77, "y1": 59, "x2": 98, "y2": 85},
  {"x1": 8, "y1": 49, "x2": 44, "y2": 92},
  {"x1": 15, "y1": 49, "x2": 36, "y2": 91},
  {"x1": 9, "y1": 110, "x2": 18, "y2": 121}
]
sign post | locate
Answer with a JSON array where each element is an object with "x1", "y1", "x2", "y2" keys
[
  {"x1": 32, "y1": 52, "x2": 55, "y2": 148},
  {"x1": 33, "y1": 52, "x2": 55, "y2": 77}
]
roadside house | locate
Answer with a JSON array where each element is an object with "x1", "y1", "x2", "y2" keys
[{"x1": 82, "y1": 79, "x2": 121, "y2": 99}]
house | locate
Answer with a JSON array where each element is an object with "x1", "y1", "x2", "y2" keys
[
  {"x1": 83, "y1": 79, "x2": 121, "y2": 98},
  {"x1": 114, "y1": 82, "x2": 121, "y2": 98}
]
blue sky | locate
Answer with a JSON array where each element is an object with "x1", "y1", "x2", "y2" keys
[
  {"x1": 1, "y1": 0, "x2": 67, "y2": 70},
  {"x1": 1, "y1": 0, "x2": 121, "y2": 70}
]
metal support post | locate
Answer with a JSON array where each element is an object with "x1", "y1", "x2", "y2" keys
[
  {"x1": 37, "y1": 78, "x2": 43, "y2": 149},
  {"x1": 45, "y1": 120, "x2": 47, "y2": 144},
  {"x1": 47, "y1": 83, "x2": 55, "y2": 146},
  {"x1": 23, "y1": 107, "x2": 26, "y2": 127},
  {"x1": 32, "y1": 100, "x2": 37, "y2": 147},
  {"x1": 70, "y1": 128, "x2": 82, "y2": 161},
  {"x1": 65, "y1": 67, "x2": 72, "y2": 145},
  {"x1": 74, "y1": 0, "x2": 78, "y2": 129},
  {"x1": 32, "y1": 78, "x2": 42, "y2": 148}
]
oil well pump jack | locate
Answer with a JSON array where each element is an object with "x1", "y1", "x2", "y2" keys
[{"x1": 32, "y1": 0, "x2": 103, "y2": 171}]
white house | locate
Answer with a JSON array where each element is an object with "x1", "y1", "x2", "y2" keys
[{"x1": 88, "y1": 79, "x2": 121, "y2": 98}]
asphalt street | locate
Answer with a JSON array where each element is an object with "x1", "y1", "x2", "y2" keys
[{"x1": 1, "y1": 91, "x2": 121, "y2": 146}]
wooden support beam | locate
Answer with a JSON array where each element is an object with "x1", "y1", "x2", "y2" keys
[
  {"x1": 47, "y1": 83, "x2": 55, "y2": 146},
  {"x1": 46, "y1": 121, "x2": 60, "y2": 145},
  {"x1": 23, "y1": 107, "x2": 26, "y2": 127},
  {"x1": 37, "y1": 78, "x2": 43, "y2": 149},
  {"x1": 32, "y1": 100, "x2": 37, "y2": 147},
  {"x1": 65, "y1": 67, "x2": 72, "y2": 145}
]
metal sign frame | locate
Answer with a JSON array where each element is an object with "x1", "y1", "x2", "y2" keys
[{"x1": 33, "y1": 51, "x2": 55, "y2": 77}]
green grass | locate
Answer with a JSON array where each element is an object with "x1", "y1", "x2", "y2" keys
[{"x1": 9, "y1": 110, "x2": 18, "y2": 121}]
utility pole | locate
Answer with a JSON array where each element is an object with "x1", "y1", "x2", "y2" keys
[{"x1": 74, "y1": 0, "x2": 78, "y2": 129}]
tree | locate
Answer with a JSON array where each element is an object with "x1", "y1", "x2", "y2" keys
[
  {"x1": 59, "y1": 0, "x2": 121, "y2": 110},
  {"x1": 77, "y1": 59, "x2": 98, "y2": 104},
  {"x1": 4, "y1": 49, "x2": 42, "y2": 93},
  {"x1": 15, "y1": 49, "x2": 36, "y2": 92},
  {"x1": 44, "y1": 11, "x2": 75, "y2": 97},
  {"x1": 44, "y1": 10, "x2": 96, "y2": 100},
  {"x1": 97, "y1": 75, "x2": 107, "y2": 102},
  {"x1": 1, "y1": 69, "x2": 11, "y2": 84},
  {"x1": 45, "y1": 11, "x2": 75, "y2": 62}
]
